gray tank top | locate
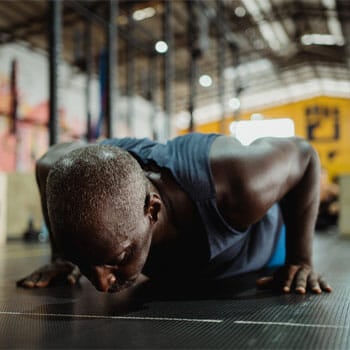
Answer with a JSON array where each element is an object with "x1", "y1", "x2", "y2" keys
[{"x1": 101, "y1": 133, "x2": 283, "y2": 280}]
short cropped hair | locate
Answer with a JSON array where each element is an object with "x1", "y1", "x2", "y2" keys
[{"x1": 46, "y1": 145, "x2": 148, "y2": 260}]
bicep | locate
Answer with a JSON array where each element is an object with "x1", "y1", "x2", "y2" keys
[{"x1": 211, "y1": 136, "x2": 316, "y2": 227}]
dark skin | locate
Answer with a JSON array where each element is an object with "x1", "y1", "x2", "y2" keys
[{"x1": 17, "y1": 136, "x2": 332, "y2": 294}]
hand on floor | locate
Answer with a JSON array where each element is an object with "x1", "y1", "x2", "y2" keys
[
  {"x1": 256, "y1": 264, "x2": 332, "y2": 294},
  {"x1": 16, "y1": 259, "x2": 81, "y2": 288}
]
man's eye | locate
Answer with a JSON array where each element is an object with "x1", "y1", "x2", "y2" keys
[{"x1": 108, "y1": 251, "x2": 128, "y2": 266}]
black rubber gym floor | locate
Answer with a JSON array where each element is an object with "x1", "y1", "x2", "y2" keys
[{"x1": 1, "y1": 228, "x2": 349, "y2": 349}]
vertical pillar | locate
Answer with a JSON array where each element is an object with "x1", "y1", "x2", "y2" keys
[
  {"x1": 342, "y1": 14, "x2": 350, "y2": 68},
  {"x1": 230, "y1": 43, "x2": 242, "y2": 121},
  {"x1": 217, "y1": 35, "x2": 226, "y2": 134},
  {"x1": 106, "y1": 0, "x2": 117, "y2": 138},
  {"x1": 10, "y1": 59, "x2": 19, "y2": 170},
  {"x1": 216, "y1": 0, "x2": 226, "y2": 134},
  {"x1": 10, "y1": 59, "x2": 18, "y2": 135},
  {"x1": 162, "y1": 0, "x2": 173, "y2": 140},
  {"x1": 48, "y1": 0, "x2": 62, "y2": 145},
  {"x1": 126, "y1": 6, "x2": 135, "y2": 135},
  {"x1": 188, "y1": 56, "x2": 197, "y2": 133},
  {"x1": 187, "y1": 1, "x2": 198, "y2": 133},
  {"x1": 85, "y1": 20, "x2": 93, "y2": 141},
  {"x1": 147, "y1": 54, "x2": 157, "y2": 139}
]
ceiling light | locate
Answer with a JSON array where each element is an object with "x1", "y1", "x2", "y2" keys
[
  {"x1": 301, "y1": 34, "x2": 343, "y2": 46},
  {"x1": 155, "y1": 41, "x2": 168, "y2": 53},
  {"x1": 301, "y1": 35, "x2": 313, "y2": 45},
  {"x1": 199, "y1": 75, "x2": 213, "y2": 87},
  {"x1": 132, "y1": 7, "x2": 156, "y2": 21},
  {"x1": 234, "y1": 6, "x2": 246, "y2": 17},
  {"x1": 228, "y1": 98, "x2": 241, "y2": 111}
]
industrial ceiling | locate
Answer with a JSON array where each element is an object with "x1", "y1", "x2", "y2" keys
[{"x1": 0, "y1": 0, "x2": 349, "y2": 122}]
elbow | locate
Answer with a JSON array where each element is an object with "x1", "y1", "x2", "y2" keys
[
  {"x1": 294, "y1": 137, "x2": 319, "y2": 162},
  {"x1": 299, "y1": 138, "x2": 321, "y2": 177},
  {"x1": 290, "y1": 137, "x2": 320, "y2": 178}
]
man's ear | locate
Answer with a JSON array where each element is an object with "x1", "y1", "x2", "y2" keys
[{"x1": 145, "y1": 192, "x2": 161, "y2": 223}]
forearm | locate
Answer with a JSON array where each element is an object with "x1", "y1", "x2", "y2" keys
[
  {"x1": 36, "y1": 164, "x2": 64, "y2": 262},
  {"x1": 42, "y1": 200, "x2": 63, "y2": 262},
  {"x1": 35, "y1": 142, "x2": 89, "y2": 261},
  {"x1": 280, "y1": 146, "x2": 320, "y2": 265},
  {"x1": 231, "y1": 137, "x2": 332, "y2": 293}
]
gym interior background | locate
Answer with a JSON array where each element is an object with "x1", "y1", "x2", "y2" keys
[{"x1": 0, "y1": 1, "x2": 349, "y2": 349}]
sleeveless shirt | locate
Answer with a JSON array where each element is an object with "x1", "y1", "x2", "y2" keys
[{"x1": 101, "y1": 133, "x2": 284, "y2": 280}]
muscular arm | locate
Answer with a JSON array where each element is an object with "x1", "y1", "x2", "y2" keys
[
  {"x1": 210, "y1": 136, "x2": 331, "y2": 293},
  {"x1": 35, "y1": 156, "x2": 61, "y2": 261},
  {"x1": 17, "y1": 142, "x2": 87, "y2": 288}
]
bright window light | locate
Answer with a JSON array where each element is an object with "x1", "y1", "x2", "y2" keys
[
  {"x1": 199, "y1": 74, "x2": 213, "y2": 87},
  {"x1": 241, "y1": 0, "x2": 262, "y2": 21},
  {"x1": 322, "y1": 0, "x2": 336, "y2": 9},
  {"x1": 259, "y1": 21, "x2": 280, "y2": 51},
  {"x1": 132, "y1": 7, "x2": 156, "y2": 21},
  {"x1": 327, "y1": 16, "x2": 345, "y2": 45},
  {"x1": 271, "y1": 21, "x2": 290, "y2": 46},
  {"x1": 258, "y1": 0, "x2": 272, "y2": 14},
  {"x1": 229, "y1": 118, "x2": 295, "y2": 145},
  {"x1": 155, "y1": 41, "x2": 168, "y2": 53},
  {"x1": 250, "y1": 113, "x2": 264, "y2": 120}
]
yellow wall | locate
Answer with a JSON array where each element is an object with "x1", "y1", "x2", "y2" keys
[{"x1": 178, "y1": 96, "x2": 350, "y2": 180}]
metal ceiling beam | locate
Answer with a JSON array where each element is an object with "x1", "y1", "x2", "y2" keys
[
  {"x1": 195, "y1": 0, "x2": 239, "y2": 49},
  {"x1": 0, "y1": 3, "x2": 32, "y2": 26},
  {"x1": 64, "y1": 0, "x2": 107, "y2": 27},
  {"x1": 3, "y1": 0, "x2": 45, "y2": 19},
  {"x1": 0, "y1": 9, "x2": 77, "y2": 44},
  {"x1": 337, "y1": 0, "x2": 350, "y2": 68},
  {"x1": 0, "y1": 0, "x2": 154, "y2": 55}
]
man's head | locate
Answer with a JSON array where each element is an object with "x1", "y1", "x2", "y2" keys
[{"x1": 46, "y1": 144, "x2": 160, "y2": 292}]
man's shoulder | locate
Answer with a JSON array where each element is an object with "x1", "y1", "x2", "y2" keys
[{"x1": 209, "y1": 135, "x2": 245, "y2": 161}]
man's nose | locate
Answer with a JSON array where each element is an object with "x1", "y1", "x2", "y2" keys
[{"x1": 92, "y1": 266, "x2": 117, "y2": 292}]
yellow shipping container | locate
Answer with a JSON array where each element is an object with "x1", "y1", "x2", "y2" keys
[{"x1": 178, "y1": 96, "x2": 350, "y2": 180}]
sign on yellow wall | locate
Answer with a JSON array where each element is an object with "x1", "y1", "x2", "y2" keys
[
  {"x1": 178, "y1": 96, "x2": 350, "y2": 180},
  {"x1": 306, "y1": 106, "x2": 340, "y2": 141},
  {"x1": 253, "y1": 96, "x2": 350, "y2": 180}
]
